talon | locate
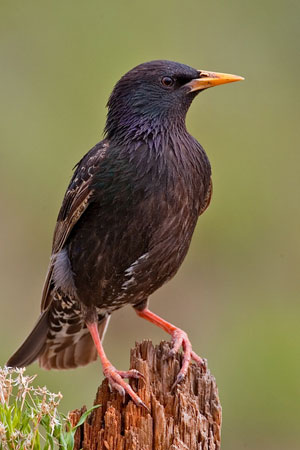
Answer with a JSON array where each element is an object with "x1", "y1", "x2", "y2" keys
[
  {"x1": 169, "y1": 328, "x2": 206, "y2": 387},
  {"x1": 86, "y1": 322, "x2": 148, "y2": 409},
  {"x1": 162, "y1": 348, "x2": 175, "y2": 361},
  {"x1": 109, "y1": 381, "x2": 125, "y2": 400},
  {"x1": 201, "y1": 358, "x2": 208, "y2": 372},
  {"x1": 117, "y1": 369, "x2": 145, "y2": 380},
  {"x1": 131, "y1": 369, "x2": 146, "y2": 380},
  {"x1": 171, "y1": 372, "x2": 185, "y2": 391},
  {"x1": 176, "y1": 372, "x2": 185, "y2": 384},
  {"x1": 134, "y1": 310, "x2": 207, "y2": 394},
  {"x1": 191, "y1": 351, "x2": 207, "y2": 371},
  {"x1": 137, "y1": 372, "x2": 146, "y2": 381},
  {"x1": 138, "y1": 399, "x2": 151, "y2": 413},
  {"x1": 103, "y1": 365, "x2": 147, "y2": 408}
]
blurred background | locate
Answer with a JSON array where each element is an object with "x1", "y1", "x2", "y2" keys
[{"x1": 0, "y1": 1, "x2": 299, "y2": 448}]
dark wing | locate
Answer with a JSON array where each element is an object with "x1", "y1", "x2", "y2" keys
[{"x1": 41, "y1": 140, "x2": 109, "y2": 310}]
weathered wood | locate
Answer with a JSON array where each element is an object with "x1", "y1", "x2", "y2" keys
[{"x1": 69, "y1": 340, "x2": 222, "y2": 449}]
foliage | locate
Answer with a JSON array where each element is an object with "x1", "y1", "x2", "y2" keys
[{"x1": 0, "y1": 367, "x2": 96, "y2": 450}]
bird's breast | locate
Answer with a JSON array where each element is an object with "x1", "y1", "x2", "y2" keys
[{"x1": 68, "y1": 138, "x2": 211, "y2": 308}]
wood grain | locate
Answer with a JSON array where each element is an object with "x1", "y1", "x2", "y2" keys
[{"x1": 69, "y1": 340, "x2": 222, "y2": 449}]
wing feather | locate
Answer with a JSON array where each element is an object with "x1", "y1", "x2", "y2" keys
[{"x1": 41, "y1": 140, "x2": 108, "y2": 310}]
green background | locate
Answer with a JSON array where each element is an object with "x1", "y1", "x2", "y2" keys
[{"x1": 1, "y1": 1, "x2": 299, "y2": 448}]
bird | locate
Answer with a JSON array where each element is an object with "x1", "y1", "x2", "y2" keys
[{"x1": 7, "y1": 60, "x2": 243, "y2": 407}]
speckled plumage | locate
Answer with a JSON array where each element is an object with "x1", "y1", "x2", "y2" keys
[{"x1": 7, "y1": 60, "x2": 242, "y2": 387}]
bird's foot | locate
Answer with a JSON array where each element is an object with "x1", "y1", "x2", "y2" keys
[
  {"x1": 103, "y1": 365, "x2": 148, "y2": 410},
  {"x1": 168, "y1": 328, "x2": 207, "y2": 389},
  {"x1": 86, "y1": 320, "x2": 148, "y2": 410},
  {"x1": 135, "y1": 308, "x2": 206, "y2": 389}
]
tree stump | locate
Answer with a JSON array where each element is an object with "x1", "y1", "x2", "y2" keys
[{"x1": 69, "y1": 340, "x2": 222, "y2": 450}]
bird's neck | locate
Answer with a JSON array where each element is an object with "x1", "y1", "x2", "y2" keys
[
  {"x1": 103, "y1": 112, "x2": 211, "y2": 194},
  {"x1": 105, "y1": 109, "x2": 188, "y2": 148}
]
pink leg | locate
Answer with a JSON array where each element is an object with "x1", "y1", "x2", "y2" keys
[
  {"x1": 86, "y1": 322, "x2": 147, "y2": 409},
  {"x1": 135, "y1": 308, "x2": 206, "y2": 386}
]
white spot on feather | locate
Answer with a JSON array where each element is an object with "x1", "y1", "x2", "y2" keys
[{"x1": 121, "y1": 252, "x2": 149, "y2": 290}]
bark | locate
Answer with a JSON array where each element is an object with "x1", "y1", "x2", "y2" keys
[{"x1": 69, "y1": 340, "x2": 222, "y2": 450}]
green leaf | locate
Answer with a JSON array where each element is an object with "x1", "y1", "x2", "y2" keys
[{"x1": 72, "y1": 404, "x2": 100, "y2": 429}]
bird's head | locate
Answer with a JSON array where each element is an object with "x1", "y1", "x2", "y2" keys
[{"x1": 105, "y1": 60, "x2": 243, "y2": 143}]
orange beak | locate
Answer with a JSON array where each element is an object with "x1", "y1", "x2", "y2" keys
[{"x1": 187, "y1": 70, "x2": 244, "y2": 91}]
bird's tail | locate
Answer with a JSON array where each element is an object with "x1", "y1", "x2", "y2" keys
[
  {"x1": 39, "y1": 315, "x2": 110, "y2": 370},
  {"x1": 7, "y1": 309, "x2": 50, "y2": 368},
  {"x1": 7, "y1": 304, "x2": 110, "y2": 370}
]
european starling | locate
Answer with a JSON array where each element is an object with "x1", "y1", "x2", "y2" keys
[{"x1": 7, "y1": 60, "x2": 243, "y2": 407}]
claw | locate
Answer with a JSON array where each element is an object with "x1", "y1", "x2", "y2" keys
[
  {"x1": 86, "y1": 322, "x2": 149, "y2": 411},
  {"x1": 103, "y1": 365, "x2": 148, "y2": 409},
  {"x1": 137, "y1": 399, "x2": 151, "y2": 413},
  {"x1": 162, "y1": 330, "x2": 206, "y2": 388},
  {"x1": 171, "y1": 372, "x2": 185, "y2": 391},
  {"x1": 190, "y1": 351, "x2": 207, "y2": 372},
  {"x1": 162, "y1": 349, "x2": 175, "y2": 361},
  {"x1": 169, "y1": 329, "x2": 205, "y2": 388},
  {"x1": 135, "y1": 308, "x2": 206, "y2": 393},
  {"x1": 117, "y1": 369, "x2": 145, "y2": 381}
]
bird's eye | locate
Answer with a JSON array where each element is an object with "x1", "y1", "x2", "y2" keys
[{"x1": 161, "y1": 76, "x2": 175, "y2": 88}]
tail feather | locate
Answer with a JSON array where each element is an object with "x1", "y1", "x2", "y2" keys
[
  {"x1": 7, "y1": 309, "x2": 50, "y2": 368},
  {"x1": 39, "y1": 316, "x2": 110, "y2": 370},
  {"x1": 7, "y1": 303, "x2": 111, "y2": 371}
]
